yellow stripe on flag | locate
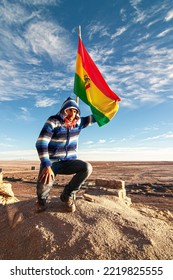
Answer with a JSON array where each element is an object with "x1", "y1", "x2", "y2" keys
[{"x1": 76, "y1": 53, "x2": 84, "y2": 82}]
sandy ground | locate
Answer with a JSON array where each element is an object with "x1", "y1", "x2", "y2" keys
[{"x1": 0, "y1": 161, "x2": 173, "y2": 260}]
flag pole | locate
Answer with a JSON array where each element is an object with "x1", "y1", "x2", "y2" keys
[
  {"x1": 76, "y1": 25, "x2": 81, "y2": 105},
  {"x1": 78, "y1": 25, "x2": 82, "y2": 39}
]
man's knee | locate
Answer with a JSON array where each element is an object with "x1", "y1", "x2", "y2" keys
[{"x1": 84, "y1": 161, "x2": 93, "y2": 176}]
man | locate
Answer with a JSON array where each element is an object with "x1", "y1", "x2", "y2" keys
[{"x1": 36, "y1": 97, "x2": 96, "y2": 212}]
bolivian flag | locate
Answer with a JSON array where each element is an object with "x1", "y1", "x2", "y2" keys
[{"x1": 74, "y1": 37, "x2": 121, "y2": 127}]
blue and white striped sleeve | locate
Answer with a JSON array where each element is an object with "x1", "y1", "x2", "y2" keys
[
  {"x1": 79, "y1": 115, "x2": 96, "y2": 129},
  {"x1": 35, "y1": 117, "x2": 56, "y2": 167}
]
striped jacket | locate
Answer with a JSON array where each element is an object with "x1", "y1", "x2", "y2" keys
[{"x1": 36, "y1": 113, "x2": 95, "y2": 167}]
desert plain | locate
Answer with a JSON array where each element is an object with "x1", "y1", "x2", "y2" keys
[{"x1": 0, "y1": 160, "x2": 173, "y2": 260}]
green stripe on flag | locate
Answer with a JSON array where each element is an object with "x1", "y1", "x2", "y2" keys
[
  {"x1": 89, "y1": 103, "x2": 110, "y2": 127},
  {"x1": 74, "y1": 74, "x2": 89, "y2": 105}
]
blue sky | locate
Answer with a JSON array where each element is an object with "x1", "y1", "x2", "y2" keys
[{"x1": 0, "y1": 0, "x2": 173, "y2": 161}]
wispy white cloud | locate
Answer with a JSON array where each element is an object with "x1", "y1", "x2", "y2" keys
[
  {"x1": 109, "y1": 139, "x2": 116, "y2": 143},
  {"x1": 0, "y1": 61, "x2": 72, "y2": 104},
  {"x1": 147, "y1": 19, "x2": 160, "y2": 28},
  {"x1": 0, "y1": 133, "x2": 16, "y2": 148},
  {"x1": 130, "y1": 0, "x2": 172, "y2": 26},
  {"x1": 130, "y1": 0, "x2": 141, "y2": 4},
  {"x1": 120, "y1": 8, "x2": 127, "y2": 22},
  {"x1": 0, "y1": 2, "x2": 75, "y2": 104},
  {"x1": 144, "y1": 132, "x2": 173, "y2": 141},
  {"x1": 89, "y1": 46, "x2": 115, "y2": 64},
  {"x1": 83, "y1": 141, "x2": 94, "y2": 145},
  {"x1": 25, "y1": 21, "x2": 73, "y2": 64},
  {"x1": 135, "y1": 92, "x2": 164, "y2": 104},
  {"x1": 165, "y1": 9, "x2": 173, "y2": 21},
  {"x1": 19, "y1": 0, "x2": 61, "y2": 5},
  {"x1": 120, "y1": 98, "x2": 136, "y2": 108},
  {"x1": 35, "y1": 97, "x2": 59, "y2": 107},
  {"x1": 111, "y1": 26, "x2": 127, "y2": 40},
  {"x1": 0, "y1": 143, "x2": 14, "y2": 148},
  {"x1": 0, "y1": 1, "x2": 37, "y2": 25},
  {"x1": 130, "y1": 0, "x2": 146, "y2": 23},
  {"x1": 17, "y1": 107, "x2": 32, "y2": 121},
  {"x1": 156, "y1": 28, "x2": 173, "y2": 37},
  {"x1": 86, "y1": 22, "x2": 110, "y2": 40},
  {"x1": 142, "y1": 126, "x2": 159, "y2": 132},
  {"x1": 113, "y1": 43, "x2": 173, "y2": 106},
  {"x1": 98, "y1": 139, "x2": 106, "y2": 144}
]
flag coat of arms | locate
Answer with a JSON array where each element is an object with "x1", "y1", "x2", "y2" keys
[{"x1": 74, "y1": 36, "x2": 121, "y2": 127}]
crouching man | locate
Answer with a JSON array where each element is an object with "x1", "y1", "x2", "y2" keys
[{"x1": 36, "y1": 97, "x2": 96, "y2": 212}]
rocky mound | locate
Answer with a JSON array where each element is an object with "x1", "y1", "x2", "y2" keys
[{"x1": 0, "y1": 189, "x2": 173, "y2": 260}]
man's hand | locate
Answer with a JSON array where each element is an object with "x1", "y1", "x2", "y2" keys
[{"x1": 38, "y1": 166, "x2": 55, "y2": 184}]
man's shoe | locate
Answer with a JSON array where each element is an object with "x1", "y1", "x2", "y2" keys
[
  {"x1": 60, "y1": 193, "x2": 76, "y2": 213},
  {"x1": 36, "y1": 200, "x2": 47, "y2": 212},
  {"x1": 65, "y1": 197, "x2": 76, "y2": 212}
]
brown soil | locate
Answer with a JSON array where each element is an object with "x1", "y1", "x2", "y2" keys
[{"x1": 0, "y1": 161, "x2": 173, "y2": 260}]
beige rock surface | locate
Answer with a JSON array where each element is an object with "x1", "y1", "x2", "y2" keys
[{"x1": 0, "y1": 161, "x2": 173, "y2": 260}]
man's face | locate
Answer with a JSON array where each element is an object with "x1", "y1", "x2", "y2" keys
[{"x1": 66, "y1": 108, "x2": 78, "y2": 121}]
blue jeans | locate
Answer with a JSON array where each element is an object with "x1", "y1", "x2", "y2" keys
[{"x1": 36, "y1": 159, "x2": 93, "y2": 203}]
